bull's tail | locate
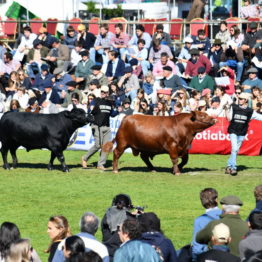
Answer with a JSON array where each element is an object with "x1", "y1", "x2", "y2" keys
[{"x1": 102, "y1": 138, "x2": 116, "y2": 153}]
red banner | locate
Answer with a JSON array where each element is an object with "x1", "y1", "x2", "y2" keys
[{"x1": 190, "y1": 117, "x2": 262, "y2": 156}]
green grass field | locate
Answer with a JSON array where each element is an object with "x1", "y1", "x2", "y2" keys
[{"x1": 0, "y1": 149, "x2": 261, "y2": 260}]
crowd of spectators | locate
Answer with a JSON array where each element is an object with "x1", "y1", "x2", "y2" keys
[
  {"x1": 0, "y1": 20, "x2": 261, "y2": 117},
  {"x1": 0, "y1": 185, "x2": 261, "y2": 262}
]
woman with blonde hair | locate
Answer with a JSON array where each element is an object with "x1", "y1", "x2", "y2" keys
[
  {"x1": 46, "y1": 215, "x2": 71, "y2": 262},
  {"x1": 6, "y1": 239, "x2": 32, "y2": 262}
]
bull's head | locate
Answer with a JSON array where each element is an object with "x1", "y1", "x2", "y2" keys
[
  {"x1": 65, "y1": 108, "x2": 88, "y2": 127},
  {"x1": 190, "y1": 111, "x2": 216, "y2": 127}
]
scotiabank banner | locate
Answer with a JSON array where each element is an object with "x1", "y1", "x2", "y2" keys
[{"x1": 190, "y1": 117, "x2": 262, "y2": 156}]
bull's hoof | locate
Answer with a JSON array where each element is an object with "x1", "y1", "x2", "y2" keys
[
  {"x1": 113, "y1": 170, "x2": 119, "y2": 174},
  {"x1": 12, "y1": 163, "x2": 17, "y2": 169},
  {"x1": 47, "y1": 164, "x2": 53, "y2": 171},
  {"x1": 63, "y1": 168, "x2": 70, "y2": 173},
  {"x1": 150, "y1": 169, "x2": 157, "y2": 173},
  {"x1": 173, "y1": 173, "x2": 181, "y2": 176},
  {"x1": 3, "y1": 164, "x2": 11, "y2": 170}
]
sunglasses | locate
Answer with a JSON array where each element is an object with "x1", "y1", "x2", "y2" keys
[
  {"x1": 235, "y1": 92, "x2": 241, "y2": 94},
  {"x1": 239, "y1": 97, "x2": 246, "y2": 100}
]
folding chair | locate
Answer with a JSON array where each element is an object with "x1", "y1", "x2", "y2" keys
[
  {"x1": 46, "y1": 18, "x2": 58, "y2": 36},
  {"x1": 69, "y1": 17, "x2": 82, "y2": 31},
  {"x1": 89, "y1": 17, "x2": 100, "y2": 35},
  {"x1": 30, "y1": 18, "x2": 43, "y2": 34},
  {"x1": 189, "y1": 18, "x2": 206, "y2": 37},
  {"x1": 108, "y1": 17, "x2": 127, "y2": 33},
  {"x1": 170, "y1": 18, "x2": 183, "y2": 41}
]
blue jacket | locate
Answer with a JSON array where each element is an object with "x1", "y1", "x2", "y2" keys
[
  {"x1": 33, "y1": 72, "x2": 54, "y2": 92},
  {"x1": 247, "y1": 200, "x2": 262, "y2": 220},
  {"x1": 105, "y1": 59, "x2": 125, "y2": 78},
  {"x1": 141, "y1": 232, "x2": 178, "y2": 262},
  {"x1": 114, "y1": 240, "x2": 161, "y2": 262},
  {"x1": 53, "y1": 74, "x2": 72, "y2": 93},
  {"x1": 192, "y1": 208, "x2": 222, "y2": 261},
  {"x1": 242, "y1": 78, "x2": 262, "y2": 92},
  {"x1": 39, "y1": 89, "x2": 61, "y2": 105},
  {"x1": 192, "y1": 36, "x2": 211, "y2": 54}
]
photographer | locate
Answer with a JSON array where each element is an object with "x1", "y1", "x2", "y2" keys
[
  {"x1": 101, "y1": 194, "x2": 136, "y2": 262},
  {"x1": 81, "y1": 85, "x2": 118, "y2": 170}
]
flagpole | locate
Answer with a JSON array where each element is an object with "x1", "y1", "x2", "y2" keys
[{"x1": 26, "y1": 0, "x2": 29, "y2": 22}]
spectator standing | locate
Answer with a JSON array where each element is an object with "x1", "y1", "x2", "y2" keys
[
  {"x1": 196, "y1": 195, "x2": 249, "y2": 257},
  {"x1": 197, "y1": 223, "x2": 240, "y2": 262},
  {"x1": 113, "y1": 219, "x2": 162, "y2": 262},
  {"x1": 191, "y1": 188, "x2": 222, "y2": 261},
  {"x1": 240, "y1": 0, "x2": 259, "y2": 19}
]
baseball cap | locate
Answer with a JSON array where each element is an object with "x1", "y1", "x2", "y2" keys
[
  {"x1": 101, "y1": 85, "x2": 109, "y2": 93},
  {"x1": 212, "y1": 223, "x2": 230, "y2": 243}
]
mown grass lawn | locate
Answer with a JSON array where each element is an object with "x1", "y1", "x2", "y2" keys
[{"x1": 0, "y1": 149, "x2": 261, "y2": 260}]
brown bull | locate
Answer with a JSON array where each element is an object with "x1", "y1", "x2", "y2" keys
[{"x1": 103, "y1": 111, "x2": 216, "y2": 175}]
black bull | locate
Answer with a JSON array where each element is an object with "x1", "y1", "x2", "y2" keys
[{"x1": 0, "y1": 108, "x2": 88, "y2": 172}]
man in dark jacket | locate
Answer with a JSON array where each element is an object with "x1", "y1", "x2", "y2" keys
[
  {"x1": 32, "y1": 64, "x2": 54, "y2": 92},
  {"x1": 82, "y1": 85, "x2": 117, "y2": 170},
  {"x1": 139, "y1": 212, "x2": 178, "y2": 262},
  {"x1": 197, "y1": 223, "x2": 240, "y2": 262},
  {"x1": 248, "y1": 185, "x2": 262, "y2": 219},
  {"x1": 105, "y1": 50, "x2": 125, "y2": 83},
  {"x1": 162, "y1": 66, "x2": 183, "y2": 93}
]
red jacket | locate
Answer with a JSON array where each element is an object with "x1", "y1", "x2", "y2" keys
[{"x1": 185, "y1": 54, "x2": 212, "y2": 77}]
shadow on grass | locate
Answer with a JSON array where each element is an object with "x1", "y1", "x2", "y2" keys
[{"x1": 5, "y1": 163, "x2": 81, "y2": 171}]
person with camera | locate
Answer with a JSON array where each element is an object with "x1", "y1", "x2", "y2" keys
[{"x1": 81, "y1": 85, "x2": 117, "y2": 170}]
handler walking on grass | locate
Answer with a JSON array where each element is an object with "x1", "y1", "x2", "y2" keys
[
  {"x1": 225, "y1": 92, "x2": 262, "y2": 176},
  {"x1": 82, "y1": 85, "x2": 117, "y2": 170}
]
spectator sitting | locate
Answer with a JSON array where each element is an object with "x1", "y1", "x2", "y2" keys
[
  {"x1": 113, "y1": 219, "x2": 161, "y2": 262},
  {"x1": 39, "y1": 80, "x2": 61, "y2": 113},
  {"x1": 171, "y1": 88, "x2": 189, "y2": 111},
  {"x1": 63, "y1": 26, "x2": 78, "y2": 50},
  {"x1": 239, "y1": 212, "x2": 262, "y2": 261},
  {"x1": 37, "y1": 27, "x2": 53, "y2": 49},
  {"x1": 206, "y1": 96, "x2": 224, "y2": 117},
  {"x1": 89, "y1": 24, "x2": 114, "y2": 64},
  {"x1": 142, "y1": 71, "x2": 154, "y2": 96},
  {"x1": 5, "y1": 71, "x2": 19, "y2": 98},
  {"x1": 84, "y1": 79, "x2": 101, "y2": 98},
  {"x1": 153, "y1": 52, "x2": 176, "y2": 78},
  {"x1": 13, "y1": 87, "x2": 29, "y2": 110},
  {"x1": 177, "y1": 36, "x2": 193, "y2": 75},
  {"x1": 228, "y1": 25, "x2": 244, "y2": 48},
  {"x1": 208, "y1": 39, "x2": 224, "y2": 76},
  {"x1": 77, "y1": 24, "x2": 96, "y2": 51},
  {"x1": 192, "y1": 29, "x2": 211, "y2": 55},
  {"x1": 162, "y1": 66, "x2": 183, "y2": 93},
  {"x1": 70, "y1": 41, "x2": 85, "y2": 69},
  {"x1": 215, "y1": 21, "x2": 231, "y2": 49},
  {"x1": 156, "y1": 89, "x2": 172, "y2": 111},
  {"x1": 86, "y1": 64, "x2": 108, "y2": 87},
  {"x1": 25, "y1": 97, "x2": 41, "y2": 113},
  {"x1": 8, "y1": 99, "x2": 22, "y2": 112},
  {"x1": 127, "y1": 39, "x2": 149, "y2": 77},
  {"x1": 213, "y1": 86, "x2": 233, "y2": 116},
  {"x1": 0, "y1": 41, "x2": 7, "y2": 61},
  {"x1": 33, "y1": 64, "x2": 54, "y2": 92},
  {"x1": 201, "y1": 88, "x2": 212, "y2": 108},
  {"x1": 110, "y1": 23, "x2": 129, "y2": 61},
  {"x1": 53, "y1": 67, "x2": 72, "y2": 95},
  {"x1": 75, "y1": 50, "x2": 95, "y2": 86},
  {"x1": 133, "y1": 98, "x2": 153, "y2": 115},
  {"x1": 109, "y1": 80, "x2": 125, "y2": 107},
  {"x1": 184, "y1": 49, "x2": 211, "y2": 78},
  {"x1": 198, "y1": 99, "x2": 207, "y2": 112},
  {"x1": 189, "y1": 67, "x2": 214, "y2": 93},
  {"x1": 240, "y1": 0, "x2": 258, "y2": 19},
  {"x1": 242, "y1": 22, "x2": 262, "y2": 56},
  {"x1": 153, "y1": 100, "x2": 169, "y2": 116},
  {"x1": 196, "y1": 195, "x2": 249, "y2": 257},
  {"x1": 251, "y1": 87, "x2": 262, "y2": 110},
  {"x1": 219, "y1": 45, "x2": 244, "y2": 84},
  {"x1": 189, "y1": 90, "x2": 201, "y2": 111},
  {"x1": 52, "y1": 212, "x2": 109, "y2": 262},
  {"x1": 60, "y1": 80, "x2": 82, "y2": 108},
  {"x1": 45, "y1": 38, "x2": 70, "y2": 73},
  {"x1": 242, "y1": 67, "x2": 262, "y2": 93},
  {"x1": 105, "y1": 50, "x2": 125, "y2": 83},
  {"x1": 128, "y1": 24, "x2": 152, "y2": 49},
  {"x1": 149, "y1": 39, "x2": 173, "y2": 65},
  {"x1": 191, "y1": 188, "x2": 222, "y2": 261},
  {"x1": 26, "y1": 39, "x2": 49, "y2": 79},
  {"x1": 67, "y1": 92, "x2": 86, "y2": 111},
  {"x1": 118, "y1": 66, "x2": 140, "y2": 101},
  {"x1": 14, "y1": 26, "x2": 37, "y2": 62},
  {"x1": 171, "y1": 102, "x2": 183, "y2": 115},
  {"x1": 197, "y1": 223, "x2": 240, "y2": 262},
  {"x1": 139, "y1": 212, "x2": 178, "y2": 262},
  {"x1": 152, "y1": 24, "x2": 173, "y2": 49},
  {"x1": 120, "y1": 97, "x2": 133, "y2": 115},
  {"x1": 217, "y1": 66, "x2": 235, "y2": 95},
  {"x1": 0, "y1": 52, "x2": 21, "y2": 76}
]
